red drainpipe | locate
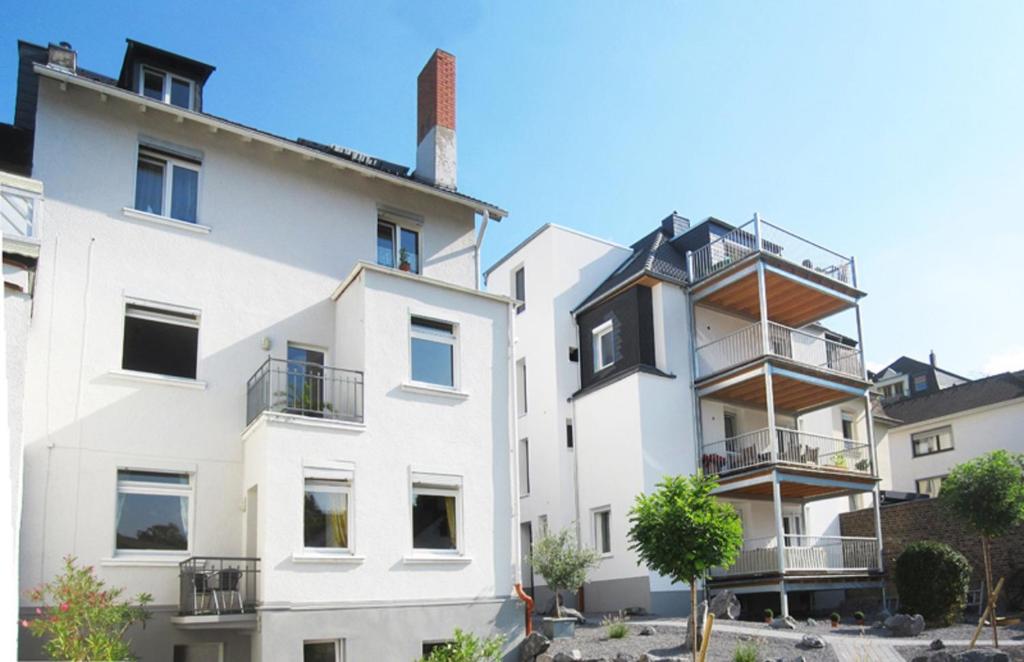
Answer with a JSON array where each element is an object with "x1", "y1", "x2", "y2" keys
[{"x1": 514, "y1": 583, "x2": 534, "y2": 636}]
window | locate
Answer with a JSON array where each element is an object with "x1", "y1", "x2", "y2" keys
[
  {"x1": 303, "y1": 640, "x2": 341, "y2": 662},
  {"x1": 566, "y1": 419, "x2": 574, "y2": 449},
  {"x1": 173, "y1": 643, "x2": 223, "y2": 662},
  {"x1": 913, "y1": 374, "x2": 928, "y2": 392},
  {"x1": 134, "y1": 147, "x2": 200, "y2": 223},
  {"x1": 116, "y1": 469, "x2": 191, "y2": 553},
  {"x1": 568, "y1": 346, "x2": 579, "y2": 363},
  {"x1": 592, "y1": 321, "x2": 615, "y2": 371},
  {"x1": 538, "y1": 515, "x2": 548, "y2": 534},
  {"x1": 882, "y1": 381, "x2": 905, "y2": 400},
  {"x1": 122, "y1": 302, "x2": 199, "y2": 379},
  {"x1": 723, "y1": 411, "x2": 737, "y2": 439},
  {"x1": 422, "y1": 642, "x2": 452, "y2": 657},
  {"x1": 377, "y1": 220, "x2": 420, "y2": 273},
  {"x1": 516, "y1": 359, "x2": 528, "y2": 416},
  {"x1": 138, "y1": 66, "x2": 195, "y2": 110},
  {"x1": 593, "y1": 508, "x2": 611, "y2": 554},
  {"x1": 287, "y1": 344, "x2": 326, "y2": 416},
  {"x1": 916, "y1": 475, "x2": 945, "y2": 498},
  {"x1": 411, "y1": 478, "x2": 460, "y2": 552},
  {"x1": 410, "y1": 317, "x2": 456, "y2": 387},
  {"x1": 513, "y1": 266, "x2": 526, "y2": 314},
  {"x1": 519, "y1": 438, "x2": 530, "y2": 497},
  {"x1": 912, "y1": 426, "x2": 954, "y2": 457},
  {"x1": 304, "y1": 479, "x2": 350, "y2": 550},
  {"x1": 841, "y1": 412, "x2": 856, "y2": 441}
]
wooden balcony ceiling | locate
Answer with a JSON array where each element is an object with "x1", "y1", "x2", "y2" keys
[
  {"x1": 714, "y1": 465, "x2": 877, "y2": 500},
  {"x1": 708, "y1": 573, "x2": 882, "y2": 589},
  {"x1": 695, "y1": 264, "x2": 858, "y2": 329},
  {"x1": 700, "y1": 366, "x2": 864, "y2": 413}
]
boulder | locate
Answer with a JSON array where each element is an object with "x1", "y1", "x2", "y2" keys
[
  {"x1": 957, "y1": 650, "x2": 1010, "y2": 662},
  {"x1": 910, "y1": 654, "x2": 955, "y2": 662},
  {"x1": 520, "y1": 631, "x2": 551, "y2": 661},
  {"x1": 770, "y1": 615, "x2": 798, "y2": 630},
  {"x1": 884, "y1": 613, "x2": 925, "y2": 637},
  {"x1": 638, "y1": 625, "x2": 657, "y2": 636},
  {"x1": 613, "y1": 655, "x2": 638, "y2": 662},
  {"x1": 805, "y1": 618, "x2": 818, "y2": 626},
  {"x1": 799, "y1": 634, "x2": 825, "y2": 649},
  {"x1": 560, "y1": 606, "x2": 588, "y2": 624},
  {"x1": 551, "y1": 651, "x2": 582, "y2": 662},
  {"x1": 930, "y1": 639, "x2": 945, "y2": 651},
  {"x1": 684, "y1": 600, "x2": 709, "y2": 651},
  {"x1": 709, "y1": 589, "x2": 741, "y2": 620}
]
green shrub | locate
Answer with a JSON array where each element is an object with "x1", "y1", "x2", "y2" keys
[
  {"x1": 894, "y1": 541, "x2": 971, "y2": 627},
  {"x1": 418, "y1": 628, "x2": 504, "y2": 662},
  {"x1": 733, "y1": 642, "x2": 758, "y2": 662},
  {"x1": 830, "y1": 612, "x2": 840, "y2": 622},
  {"x1": 601, "y1": 612, "x2": 629, "y2": 639},
  {"x1": 763, "y1": 607, "x2": 773, "y2": 620}
]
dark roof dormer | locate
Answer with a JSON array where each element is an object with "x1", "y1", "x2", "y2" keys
[{"x1": 117, "y1": 39, "x2": 215, "y2": 112}]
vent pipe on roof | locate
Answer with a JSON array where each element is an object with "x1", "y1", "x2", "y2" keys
[
  {"x1": 929, "y1": 350, "x2": 937, "y2": 368},
  {"x1": 47, "y1": 42, "x2": 76, "y2": 73},
  {"x1": 414, "y1": 49, "x2": 457, "y2": 191}
]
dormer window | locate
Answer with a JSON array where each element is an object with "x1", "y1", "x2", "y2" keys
[{"x1": 139, "y1": 66, "x2": 195, "y2": 110}]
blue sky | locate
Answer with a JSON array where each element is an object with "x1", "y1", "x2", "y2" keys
[{"x1": 4, "y1": 1, "x2": 1023, "y2": 376}]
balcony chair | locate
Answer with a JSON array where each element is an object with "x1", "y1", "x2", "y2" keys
[
  {"x1": 188, "y1": 568, "x2": 215, "y2": 615},
  {"x1": 212, "y1": 567, "x2": 244, "y2": 613}
]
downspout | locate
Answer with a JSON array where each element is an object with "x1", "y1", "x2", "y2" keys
[
  {"x1": 570, "y1": 314, "x2": 583, "y2": 547},
  {"x1": 507, "y1": 298, "x2": 532, "y2": 634},
  {"x1": 475, "y1": 210, "x2": 490, "y2": 290}
]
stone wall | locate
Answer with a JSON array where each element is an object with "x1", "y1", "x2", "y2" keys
[{"x1": 840, "y1": 498, "x2": 1024, "y2": 607}]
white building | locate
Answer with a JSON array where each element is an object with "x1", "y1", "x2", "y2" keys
[
  {"x1": 6, "y1": 39, "x2": 524, "y2": 661},
  {"x1": 487, "y1": 214, "x2": 884, "y2": 618},
  {"x1": 870, "y1": 357, "x2": 1024, "y2": 498}
]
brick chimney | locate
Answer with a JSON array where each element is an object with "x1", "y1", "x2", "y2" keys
[{"x1": 414, "y1": 49, "x2": 456, "y2": 190}]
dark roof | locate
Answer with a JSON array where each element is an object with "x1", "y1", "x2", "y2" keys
[
  {"x1": 879, "y1": 370, "x2": 1024, "y2": 425},
  {"x1": 573, "y1": 222, "x2": 687, "y2": 313},
  {"x1": 871, "y1": 356, "x2": 970, "y2": 383}
]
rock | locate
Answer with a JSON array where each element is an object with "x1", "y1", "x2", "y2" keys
[
  {"x1": 910, "y1": 653, "x2": 955, "y2": 662},
  {"x1": 799, "y1": 634, "x2": 825, "y2": 649},
  {"x1": 805, "y1": 617, "x2": 818, "y2": 626},
  {"x1": 957, "y1": 650, "x2": 1010, "y2": 662},
  {"x1": 638, "y1": 625, "x2": 656, "y2": 636},
  {"x1": 879, "y1": 608, "x2": 893, "y2": 620},
  {"x1": 521, "y1": 631, "x2": 551, "y2": 661},
  {"x1": 560, "y1": 606, "x2": 587, "y2": 624},
  {"x1": 551, "y1": 652, "x2": 582, "y2": 662},
  {"x1": 770, "y1": 615, "x2": 798, "y2": 630},
  {"x1": 613, "y1": 655, "x2": 637, "y2": 662},
  {"x1": 884, "y1": 613, "x2": 925, "y2": 637},
  {"x1": 930, "y1": 639, "x2": 945, "y2": 651},
  {"x1": 639, "y1": 656, "x2": 686, "y2": 662},
  {"x1": 871, "y1": 621, "x2": 884, "y2": 628},
  {"x1": 684, "y1": 600, "x2": 709, "y2": 651},
  {"x1": 709, "y1": 589, "x2": 741, "y2": 620}
]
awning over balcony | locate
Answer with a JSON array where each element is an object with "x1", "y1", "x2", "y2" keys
[{"x1": 697, "y1": 361, "x2": 867, "y2": 415}]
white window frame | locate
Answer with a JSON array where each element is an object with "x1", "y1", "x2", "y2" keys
[
  {"x1": 538, "y1": 514, "x2": 548, "y2": 534},
  {"x1": 377, "y1": 217, "x2": 421, "y2": 274},
  {"x1": 302, "y1": 639, "x2": 343, "y2": 662},
  {"x1": 512, "y1": 265, "x2": 526, "y2": 314},
  {"x1": 593, "y1": 320, "x2": 615, "y2": 371},
  {"x1": 518, "y1": 438, "x2": 530, "y2": 497},
  {"x1": 592, "y1": 506, "x2": 612, "y2": 556},
  {"x1": 121, "y1": 299, "x2": 201, "y2": 381},
  {"x1": 115, "y1": 468, "x2": 194, "y2": 558},
  {"x1": 911, "y1": 426, "x2": 954, "y2": 457},
  {"x1": 841, "y1": 411, "x2": 856, "y2": 441},
  {"x1": 916, "y1": 475, "x2": 946, "y2": 498},
  {"x1": 134, "y1": 147, "x2": 202, "y2": 223},
  {"x1": 410, "y1": 473, "x2": 464, "y2": 557},
  {"x1": 302, "y1": 477, "x2": 353, "y2": 554},
  {"x1": 409, "y1": 315, "x2": 459, "y2": 390},
  {"x1": 138, "y1": 65, "x2": 196, "y2": 110},
  {"x1": 516, "y1": 358, "x2": 528, "y2": 416}
]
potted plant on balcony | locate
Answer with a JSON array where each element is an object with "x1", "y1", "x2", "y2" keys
[
  {"x1": 398, "y1": 247, "x2": 412, "y2": 272},
  {"x1": 830, "y1": 612, "x2": 841, "y2": 628},
  {"x1": 832, "y1": 454, "x2": 848, "y2": 470},
  {"x1": 855, "y1": 458, "x2": 870, "y2": 472},
  {"x1": 529, "y1": 527, "x2": 600, "y2": 640},
  {"x1": 853, "y1": 610, "x2": 865, "y2": 626},
  {"x1": 763, "y1": 608, "x2": 774, "y2": 624}
]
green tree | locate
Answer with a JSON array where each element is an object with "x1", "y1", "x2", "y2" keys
[
  {"x1": 22, "y1": 556, "x2": 152, "y2": 661},
  {"x1": 939, "y1": 450, "x2": 1024, "y2": 646},
  {"x1": 628, "y1": 473, "x2": 743, "y2": 661},
  {"x1": 894, "y1": 541, "x2": 972, "y2": 626},
  {"x1": 529, "y1": 527, "x2": 600, "y2": 618},
  {"x1": 418, "y1": 628, "x2": 504, "y2": 662}
]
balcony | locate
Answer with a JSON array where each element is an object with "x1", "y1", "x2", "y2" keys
[
  {"x1": 709, "y1": 535, "x2": 880, "y2": 580},
  {"x1": 173, "y1": 557, "x2": 259, "y2": 629},
  {"x1": 1, "y1": 178, "x2": 39, "y2": 241},
  {"x1": 245, "y1": 357, "x2": 364, "y2": 426},
  {"x1": 700, "y1": 427, "x2": 872, "y2": 478},
  {"x1": 695, "y1": 320, "x2": 862, "y2": 382},
  {"x1": 687, "y1": 218, "x2": 863, "y2": 329}
]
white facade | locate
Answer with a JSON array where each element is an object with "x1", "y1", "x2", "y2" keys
[{"x1": 13, "y1": 49, "x2": 520, "y2": 661}]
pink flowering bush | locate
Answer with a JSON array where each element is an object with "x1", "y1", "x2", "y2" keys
[{"x1": 22, "y1": 556, "x2": 152, "y2": 661}]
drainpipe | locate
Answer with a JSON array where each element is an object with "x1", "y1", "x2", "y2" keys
[
  {"x1": 514, "y1": 582, "x2": 534, "y2": 636},
  {"x1": 475, "y1": 210, "x2": 490, "y2": 290},
  {"x1": 507, "y1": 298, "x2": 530, "y2": 634}
]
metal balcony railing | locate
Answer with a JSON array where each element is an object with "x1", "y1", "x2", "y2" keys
[
  {"x1": 694, "y1": 320, "x2": 862, "y2": 380},
  {"x1": 700, "y1": 427, "x2": 873, "y2": 476},
  {"x1": 710, "y1": 535, "x2": 879, "y2": 578},
  {"x1": 688, "y1": 217, "x2": 855, "y2": 287},
  {"x1": 178, "y1": 557, "x2": 259, "y2": 616},
  {"x1": 1, "y1": 185, "x2": 37, "y2": 239},
  {"x1": 245, "y1": 357, "x2": 364, "y2": 426}
]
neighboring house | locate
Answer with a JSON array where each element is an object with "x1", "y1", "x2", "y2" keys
[
  {"x1": 873, "y1": 367, "x2": 1024, "y2": 497},
  {"x1": 870, "y1": 353, "x2": 969, "y2": 403},
  {"x1": 5, "y1": 39, "x2": 522, "y2": 661},
  {"x1": 487, "y1": 213, "x2": 884, "y2": 618}
]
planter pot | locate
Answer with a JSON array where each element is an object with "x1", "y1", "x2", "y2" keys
[
  {"x1": 399, "y1": 263, "x2": 412, "y2": 272},
  {"x1": 830, "y1": 621, "x2": 839, "y2": 629},
  {"x1": 764, "y1": 617, "x2": 773, "y2": 624},
  {"x1": 541, "y1": 617, "x2": 576, "y2": 640},
  {"x1": 855, "y1": 619, "x2": 865, "y2": 626}
]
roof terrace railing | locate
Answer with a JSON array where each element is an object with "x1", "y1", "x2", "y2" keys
[
  {"x1": 688, "y1": 215, "x2": 856, "y2": 287},
  {"x1": 246, "y1": 357, "x2": 364, "y2": 426}
]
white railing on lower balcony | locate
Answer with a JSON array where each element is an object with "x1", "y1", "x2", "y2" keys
[
  {"x1": 1, "y1": 184, "x2": 38, "y2": 239},
  {"x1": 709, "y1": 535, "x2": 879, "y2": 578},
  {"x1": 695, "y1": 320, "x2": 862, "y2": 380},
  {"x1": 700, "y1": 427, "x2": 872, "y2": 476}
]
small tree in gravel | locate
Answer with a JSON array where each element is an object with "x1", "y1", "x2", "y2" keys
[
  {"x1": 939, "y1": 450, "x2": 1024, "y2": 646},
  {"x1": 628, "y1": 473, "x2": 743, "y2": 661},
  {"x1": 894, "y1": 541, "x2": 971, "y2": 627},
  {"x1": 529, "y1": 527, "x2": 600, "y2": 618}
]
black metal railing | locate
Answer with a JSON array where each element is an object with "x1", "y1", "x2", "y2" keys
[
  {"x1": 178, "y1": 556, "x2": 259, "y2": 616},
  {"x1": 246, "y1": 357, "x2": 364, "y2": 426}
]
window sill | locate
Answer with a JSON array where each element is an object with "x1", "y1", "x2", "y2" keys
[
  {"x1": 108, "y1": 369, "x2": 207, "y2": 390},
  {"x1": 102, "y1": 554, "x2": 189, "y2": 567},
  {"x1": 402, "y1": 554, "x2": 472, "y2": 565},
  {"x1": 291, "y1": 551, "x2": 365, "y2": 565},
  {"x1": 121, "y1": 207, "x2": 211, "y2": 234},
  {"x1": 400, "y1": 382, "x2": 469, "y2": 400}
]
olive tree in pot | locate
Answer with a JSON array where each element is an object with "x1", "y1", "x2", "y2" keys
[{"x1": 529, "y1": 527, "x2": 600, "y2": 639}]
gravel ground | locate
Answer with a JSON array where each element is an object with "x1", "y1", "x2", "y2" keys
[
  {"x1": 896, "y1": 646, "x2": 1024, "y2": 661},
  {"x1": 763, "y1": 617, "x2": 1024, "y2": 642},
  {"x1": 544, "y1": 622, "x2": 838, "y2": 661}
]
